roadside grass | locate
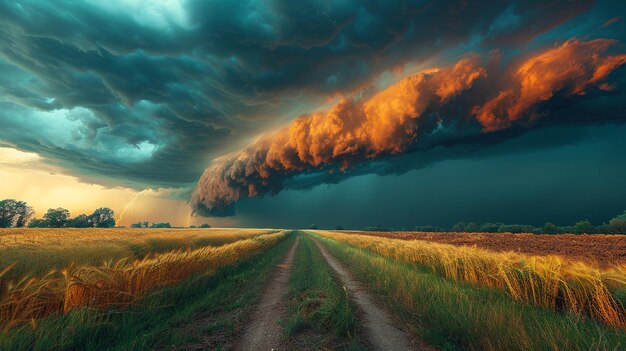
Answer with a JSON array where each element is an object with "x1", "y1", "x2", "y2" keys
[
  {"x1": 314, "y1": 231, "x2": 626, "y2": 329},
  {"x1": 0, "y1": 228, "x2": 277, "y2": 280},
  {"x1": 0, "y1": 233, "x2": 295, "y2": 351},
  {"x1": 314, "y1": 234, "x2": 626, "y2": 351},
  {"x1": 284, "y1": 235, "x2": 366, "y2": 350}
]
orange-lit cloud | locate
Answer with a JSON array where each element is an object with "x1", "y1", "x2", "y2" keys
[
  {"x1": 474, "y1": 39, "x2": 626, "y2": 131},
  {"x1": 192, "y1": 39, "x2": 626, "y2": 216},
  {"x1": 192, "y1": 56, "x2": 487, "y2": 214}
]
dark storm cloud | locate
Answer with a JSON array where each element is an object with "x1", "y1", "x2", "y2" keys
[
  {"x1": 192, "y1": 39, "x2": 626, "y2": 216},
  {"x1": 0, "y1": 0, "x2": 612, "y2": 195}
]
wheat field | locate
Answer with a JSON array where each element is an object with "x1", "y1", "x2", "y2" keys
[
  {"x1": 0, "y1": 228, "x2": 278, "y2": 279},
  {"x1": 312, "y1": 230, "x2": 626, "y2": 329},
  {"x1": 0, "y1": 229, "x2": 290, "y2": 331}
]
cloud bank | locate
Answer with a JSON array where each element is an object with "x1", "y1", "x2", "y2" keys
[
  {"x1": 0, "y1": 0, "x2": 599, "y2": 189},
  {"x1": 191, "y1": 39, "x2": 626, "y2": 215}
]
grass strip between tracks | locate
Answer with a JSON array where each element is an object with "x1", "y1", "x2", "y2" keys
[{"x1": 284, "y1": 234, "x2": 366, "y2": 350}]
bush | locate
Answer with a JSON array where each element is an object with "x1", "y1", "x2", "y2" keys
[
  {"x1": 573, "y1": 220, "x2": 595, "y2": 234},
  {"x1": 151, "y1": 222, "x2": 172, "y2": 228},
  {"x1": 542, "y1": 222, "x2": 558, "y2": 234},
  {"x1": 465, "y1": 223, "x2": 480, "y2": 232},
  {"x1": 477, "y1": 223, "x2": 496, "y2": 232},
  {"x1": 199, "y1": 223, "x2": 211, "y2": 228},
  {"x1": 27, "y1": 218, "x2": 49, "y2": 228},
  {"x1": 609, "y1": 211, "x2": 626, "y2": 233},
  {"x1": 131, "y1": 221, "x2": 149, "y2": 228},
  {"x1": 451, "y1": 222, "x2": 466, "y2": 232}
]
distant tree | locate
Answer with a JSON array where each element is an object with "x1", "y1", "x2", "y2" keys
[
  {"x1": 479, "y1": 223, "x2": 500, "y2": 233},
  {"x1": 609, "y1": 211, "x2": 626, "y2": 233},
  {"x1": 43, "y1": 208, "x2": 70, "y2": 228},
  {"x1": 308, "y1": 224, "x2": 318, "y2": 230},
  {"x1": 573, "y1": 219, "x2": 595, "y2": 234},
  {"x1": 465, "y1": 223, "x2": 480, "y2": 233},
  {"x1": 90, "y1": 207, "x2": 116, "y2": 228},
  {"x1": 335, "y1": 225, "x2": 344, "y2": 230},
  {"x1": 557, "y1": 225, "x2": 575, "y2": 234},
  {"x1": 188, "y1": 225, "x2": 197, "y2": 228},
  {"x1": 28, "y1": 218, "x2": 49, "y2": 228},
  {"x1": 199, "y1": 223, "x2": 211, "y2": 228},
  {"x1": 68, "y1": 214, "x2": 92, "y2": 228},
  {"x1": 596, "y1": 223, "x2": 615, "y2": 234},
  {"x1": 0, "y1": 199, "x2": 34, "y2": 228},
  {"x1": 14, "y1": 202, "x2": 34, "y2": 227},
  {"x1": 451, "y1": 222, "x2": 467, "y2": 232},
  {"x1": 542, "y1": 222, "x2": 558, "y2": 234},
  {"x1": 151, "y1": 222, "x2": 172, "y2": 228},
  {"x1": 130, "y1": 221, "x2": 149, "y2": 228}
]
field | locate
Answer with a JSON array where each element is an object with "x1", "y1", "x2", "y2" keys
[
  {"x1": 0, "y1": 228, "x2": 278, "y2": 279},
  {"x1": 346, "y1": 230, "x2": 626, "y2": 267},
  {"x1": 1, "y1": 229, "x2": 626, "y2": 350}
]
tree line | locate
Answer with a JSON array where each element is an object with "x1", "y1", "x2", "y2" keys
[
  {"x1": 353, "y1": 211, "x2": 626, "y2": 234},
  {"x1": 0, "y1": 199, "x2": 116, "y2": 228},
  {"x1": 416, "y1": 211, "x2": 626, "y2": 234}
]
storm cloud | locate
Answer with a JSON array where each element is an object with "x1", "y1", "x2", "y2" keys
[
  {"x1": 0, "y1": 0, "x2": 624, "y2": 221},
  {"x1": 191, "y1": 39, "x2": 626, "y2": 215}
]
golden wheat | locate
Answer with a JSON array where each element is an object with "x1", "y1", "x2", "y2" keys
[
  {"x1": 0, "y1": 231, "x2": 289, "y2": 331},
  {"x1": 313, "y1": 230, "x2": 626, "y2": 328},
  {"x1": 0, "y1": 228, "x2": 277, "y2": 279}
]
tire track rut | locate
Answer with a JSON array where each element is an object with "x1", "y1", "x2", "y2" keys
[
  {"x1": 236, "y1": 236, "x2": 300, "y2": 351},
  {"x1": 309, "y1": 234, "x2": 427, "y2": 351}
]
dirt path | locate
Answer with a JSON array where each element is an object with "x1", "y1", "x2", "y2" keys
[
  {"x1": 309, "y1": 234, "x2": 426, "y2": 351},
  {"x1": 236, "y1": 236, "x2": 300, "y2": 351}
]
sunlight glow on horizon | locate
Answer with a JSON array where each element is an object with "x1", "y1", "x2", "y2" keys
[{"x1": 0, "y1": 147, "x2": 237, "y2": 227}]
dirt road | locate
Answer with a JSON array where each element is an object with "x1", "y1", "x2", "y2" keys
[
  {"x1": 309, "y1": 234, "x2": 423, "y2": 351},
  {"x1": 236, "y1": 237, "x2": 300, "y2": 351}
]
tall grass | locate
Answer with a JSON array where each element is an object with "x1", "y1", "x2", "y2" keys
[
  {"x1": 0, "y1": 231, "x2": 289, "y2": 332},
  {"x1": 315, "y1": 236, "x2": 626, "y2": 351},
  {"x1": 284, "y1": 236, "x2": 362, "y2": 350},
  {"x1": 313, "y1": 230, "x2": 626, "y2": 328}
]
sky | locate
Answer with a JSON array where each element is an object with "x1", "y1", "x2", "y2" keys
[{"x1": 0, "y1": 0, "x2": 625, "y2": 228}]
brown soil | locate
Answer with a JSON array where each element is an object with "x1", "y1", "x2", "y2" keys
[
  {"x1": 235, "y1": 237, "x2": 300, "y2": 351},
  {"x1": 310, "y1": 235, "x2": 434, "y2": 351},
  {"x1": 343, "y1": 231, "x2": 626, "y2": 267}
]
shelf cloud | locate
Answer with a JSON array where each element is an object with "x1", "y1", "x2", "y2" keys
[{"x1": 192, "y1": 39, "x2": 626, "y2": 216}]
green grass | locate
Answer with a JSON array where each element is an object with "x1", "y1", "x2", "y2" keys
[
  {"x1": 0, "y1": 234, "x2": 294, "y2": 351},
  {"x1": 283, "y1": 235, "x2": 365, "y2": 350},
  {"x1": 314, "y1": 235, "x2": 626, "y2": 351}
]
